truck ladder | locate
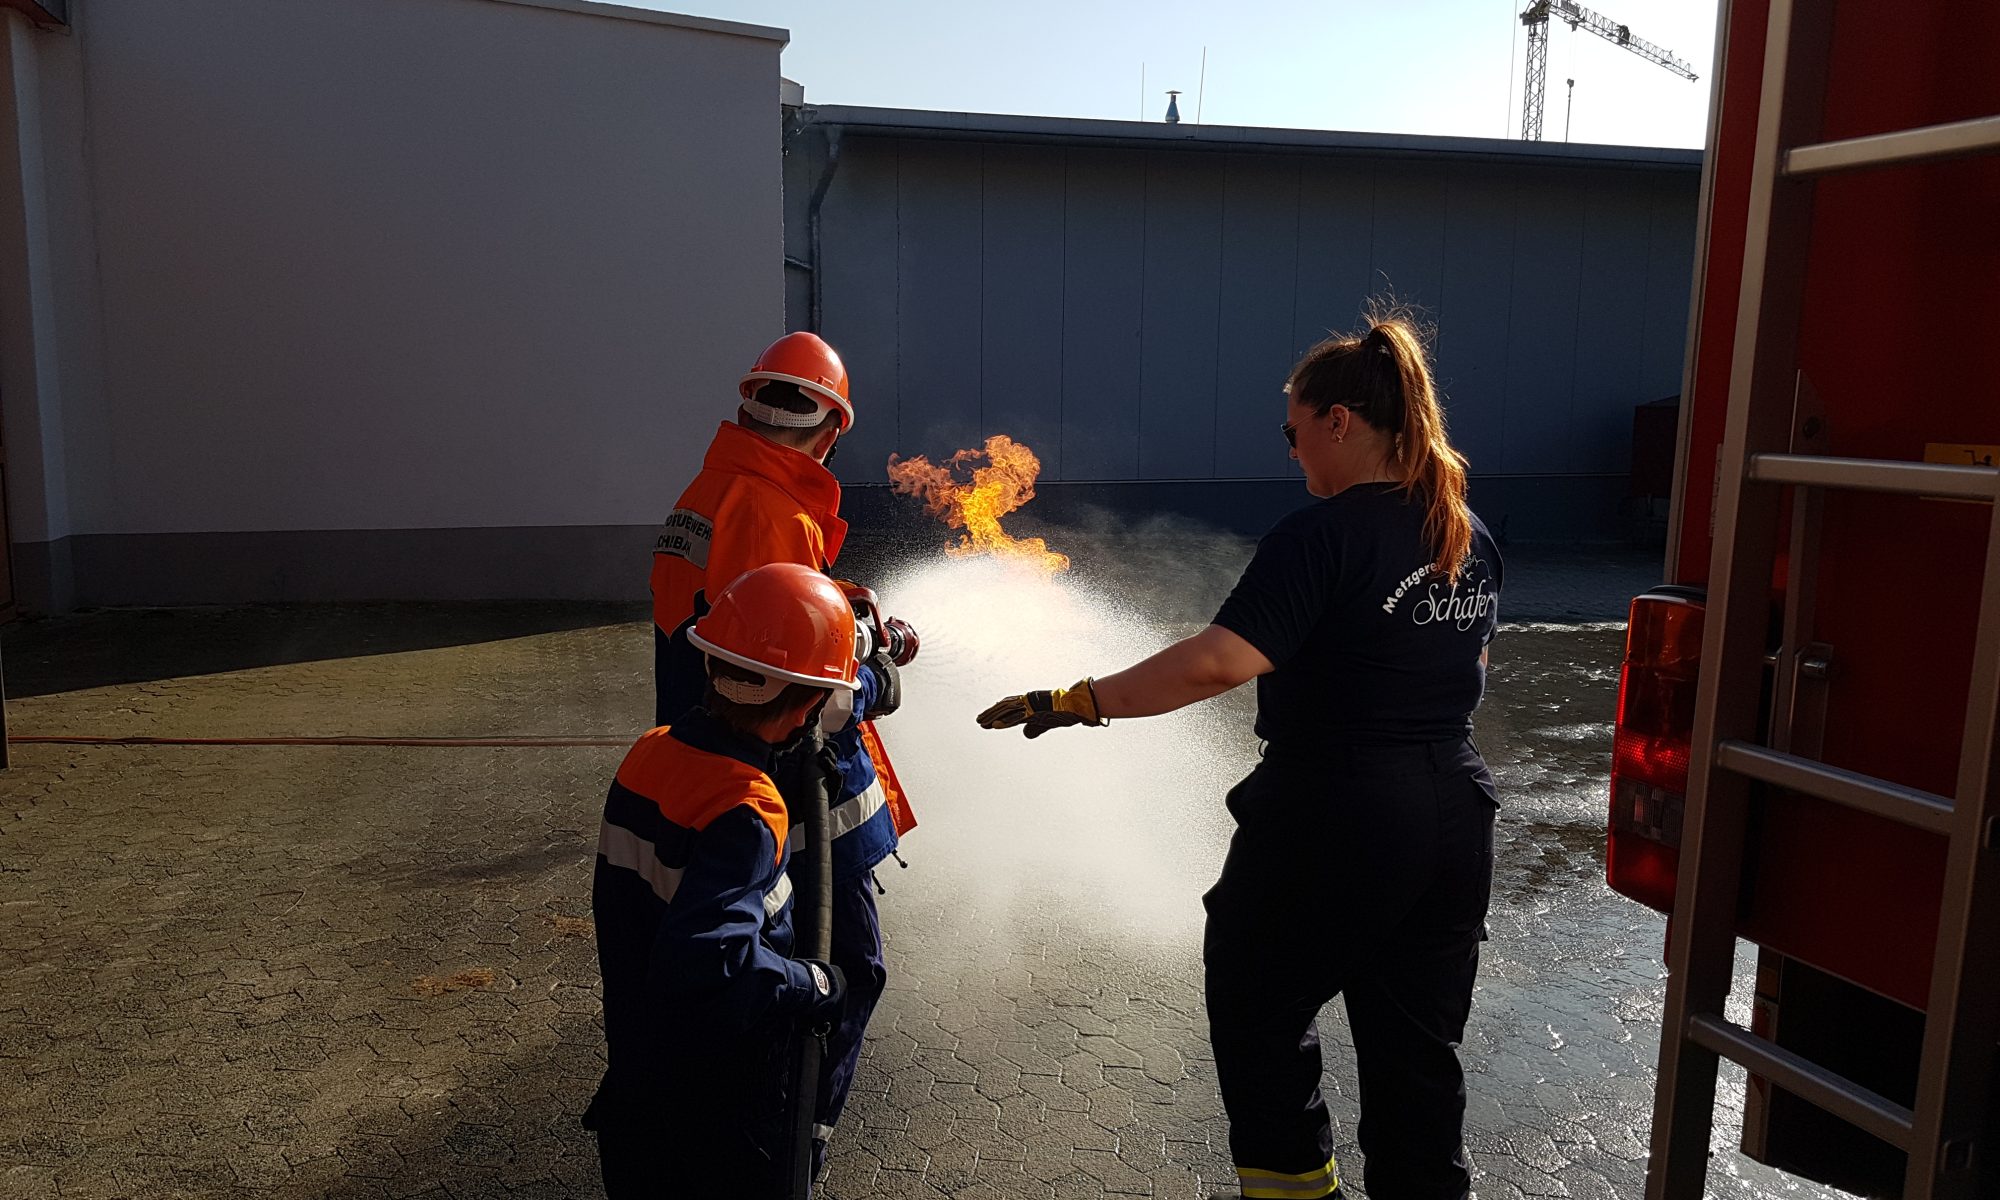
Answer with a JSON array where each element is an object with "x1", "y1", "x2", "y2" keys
[{"x1": 1644, "y1": 2, "x2": 2000, "y2": 1197}]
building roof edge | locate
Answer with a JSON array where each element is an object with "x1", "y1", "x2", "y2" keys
[
  {"x1": 480, "y1": 0, "x2": 787, "y2": 45},
  {"x1": 803, "y1": 105, "x2": 1703, "y2": 168}
]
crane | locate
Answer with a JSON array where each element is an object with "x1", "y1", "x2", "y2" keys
[{"x1": 1518, "y1": 0, "x2": 1698, "y2": 141}]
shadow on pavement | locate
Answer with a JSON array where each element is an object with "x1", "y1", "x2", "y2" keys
[{"x1": 0, "y1": 600, "x2": 646, "y2": 699}]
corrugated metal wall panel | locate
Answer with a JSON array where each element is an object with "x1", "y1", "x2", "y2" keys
[
  {"x1": 1501, "y1": 169, "x2": 1587, "y2": 474},
  {"x1": 1057, "y1": 149, "x2": 1146, "y2": 481},
  {"x1": 1292, "y1": 161, "x2": 1376, "y2": 359},
  {"x1": 1369, "y1": 163, "x2": 1448, "y2": 318},
  {"x1": 818, "y1": 147, "x2": 901, "y2": 474},
  {"x1": 1213, "y1": 155, "x2": 1302, "y2": 479},
  {"x1": 808, "y1": 132, "x2": 1698, "y2": 501},
  {"x1": 1437, "y1": 165, "x2": 1518, "y2": 472},
  {"x1": 1641, "y1": 179, "x2": 1699, "y2": 399},
  {"x1": 1573, "y1": 175, "x2": 1657, "y2": 475},
  {"x1": 977, "y1": 145, "x2": 1066, "y2": 467},
  {"x1": 895, "y1": 141, "x2": 984, "y2": 458},
  {"x1": 1137, "y1": 153, "x2": 1225, "y2": 479}
]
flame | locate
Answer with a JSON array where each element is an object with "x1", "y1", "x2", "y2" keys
[{"x1": 886, "y1": 435, "x2": 1070, "y2": 574}]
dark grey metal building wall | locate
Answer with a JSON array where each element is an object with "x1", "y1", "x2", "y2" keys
[{"x1": 785, "y1": 110, "x2": 1701, "y2": 540}]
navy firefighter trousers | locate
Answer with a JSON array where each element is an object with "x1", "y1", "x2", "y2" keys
[
  {"x1": 1202, "y1": 737, "x2": 1497, "y2": 1200},
  {"x1": 815, "y1": 873, "x2": 887, "y2": 1168}
]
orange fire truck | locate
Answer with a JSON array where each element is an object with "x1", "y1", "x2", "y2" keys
[{"x1": 1604, "y1": 0, "x2": 2000, "y2": 1197}]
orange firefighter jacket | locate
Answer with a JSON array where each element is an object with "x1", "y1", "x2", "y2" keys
[{"x1": 651, "y1": 421, "x2": 847, "y2": 635}]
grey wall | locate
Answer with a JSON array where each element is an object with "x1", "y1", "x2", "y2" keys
[
  {"x1": 791, "y1": 129, "x2": 1699, "y2": 539},
  {"x1": 2, "y1": 0, "x2": 788, "y2": 609}
]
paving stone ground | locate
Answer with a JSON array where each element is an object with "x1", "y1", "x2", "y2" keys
[{"x1": 0, "y1": 540, "x2": 1854, "y2": 1199}]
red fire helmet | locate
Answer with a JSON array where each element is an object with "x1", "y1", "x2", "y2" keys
[
  {"x1": 688, "y1": 563, "x2": 859, "y2": 693},
  {"x1": 739, "y1": 332, "x2": 854, "y2": 432}
]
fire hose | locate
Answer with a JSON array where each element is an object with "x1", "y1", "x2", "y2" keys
[
  {"x1": 780, "y1": 732, "x2": 836, "y2": 1200},
  {"x1": 7, "y1": 734, "x2": 627, "y2": 747}
]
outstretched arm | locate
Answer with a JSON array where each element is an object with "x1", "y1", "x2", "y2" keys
[
  {"x1": 978, "y1": 624, "x2": 1274, "y2": 737},
  {"x1": 1091, "y1": 624, "x2": 1274, "y2": 718}
]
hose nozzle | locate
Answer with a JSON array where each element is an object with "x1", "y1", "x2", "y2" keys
[{"x1": 880, "y1": 617, "x2": 920, "y2": 666}]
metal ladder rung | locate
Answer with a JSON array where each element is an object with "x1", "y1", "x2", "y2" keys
[
  {"x1": 1687, "y1": 1014, "x2": 1917, "y2": 1149},
  {"x1": 1784, "y1": 113, "x2": 2000, "y2": 177},
  {"x1": 1747, "y1": 453, "x2": 2000, "y2": 501},
  {"x1": 1717, "y1": 741, "x2": 1957, "y2": 836}
]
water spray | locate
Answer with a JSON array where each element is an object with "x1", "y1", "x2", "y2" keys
[{"x1": 873, "y1": 436, "x2": 1259, "y2": 942}]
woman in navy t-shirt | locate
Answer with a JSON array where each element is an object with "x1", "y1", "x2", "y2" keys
[{"x1": 981, "y1": 313, "x2": 1501, "y2": 1200}]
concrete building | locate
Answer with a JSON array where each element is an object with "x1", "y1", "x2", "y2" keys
[
  {"x1": 783, "y1": 107, "x2": 1703, "y2": 540},
  {"x1": 0, "y1": 0, "x2": 789, "y2": 614}
]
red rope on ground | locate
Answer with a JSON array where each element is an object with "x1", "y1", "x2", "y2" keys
[{"x1": 7, "y1": 734, "x2": 628, "y2": 748}]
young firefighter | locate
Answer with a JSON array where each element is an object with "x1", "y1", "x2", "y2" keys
[
  {"x1": 648, "y1": 331, "x2": 912, "y2": 1172},
  {"x1": 649, "y1": 332, "x2": 854, "y2": 729},
  {"x1": 583, "y1": 562, "x2": 856, "y2": 1196}
]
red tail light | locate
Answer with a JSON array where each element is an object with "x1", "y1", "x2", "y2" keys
[{"x1": 1608, "y1": 590, "x2": 1705, "y2": 912}]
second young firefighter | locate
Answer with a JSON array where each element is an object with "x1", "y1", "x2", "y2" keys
[
  {"x1": 979, "y1": 314, "x2": 1502, "y2": 1200},
  {"x1": 583, "y1": 563, "x2": 856, "y2": 1195},
  {"x1": 647, "y1": 330, "x2": 915, "y2": 1172}
]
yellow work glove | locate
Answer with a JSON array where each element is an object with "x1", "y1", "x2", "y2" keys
[{"x1": 976, "y1": 678, "x2": 1106, "y2": 739}]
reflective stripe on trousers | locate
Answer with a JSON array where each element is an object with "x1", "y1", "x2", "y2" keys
[
  {"x1": 1206, "y1": 738, "x2": 1492, "y2": 1200},
  {"x1": 1237, "y1": 1153, "x2": 1339, "y2": 1198}
]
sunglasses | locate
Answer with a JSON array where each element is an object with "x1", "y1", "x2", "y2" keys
[{"x1": 1283, "y1": 407, "x2": 1366, "y2": 447}]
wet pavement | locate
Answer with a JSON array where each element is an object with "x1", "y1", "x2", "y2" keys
[{"x1": 0, "y1": 538, "x2": 1857, "y2": 1199}]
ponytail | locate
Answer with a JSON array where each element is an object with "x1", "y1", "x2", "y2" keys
[
  {"x1": 1285, "y1": 306, "x2": 1474, "y2": 582},
  {"x1": 1373, "y1": 317, "x2": 1473, "y2": 583}
]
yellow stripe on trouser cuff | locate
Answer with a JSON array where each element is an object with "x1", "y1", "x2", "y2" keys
[{"x1": 1236, "y1": 1154, "x2": 1339, "y2": 1198}]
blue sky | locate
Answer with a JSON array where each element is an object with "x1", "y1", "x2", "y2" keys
[{"x1": 659, "y1": 0, "x2": 1718, "y2": 149}]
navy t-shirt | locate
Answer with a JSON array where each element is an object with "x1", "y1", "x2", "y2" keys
[{"x1": 1212, "y1": 482, "x2": 1503, "y2": 747}]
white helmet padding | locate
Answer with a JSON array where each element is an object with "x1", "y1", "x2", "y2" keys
[{"x1": 740, "y1": 374, "x2": 853, "y2": 431}]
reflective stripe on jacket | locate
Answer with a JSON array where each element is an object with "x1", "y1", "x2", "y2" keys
[{"x1": 827, "y1": 662, "x2": 898, "y2": 883}]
